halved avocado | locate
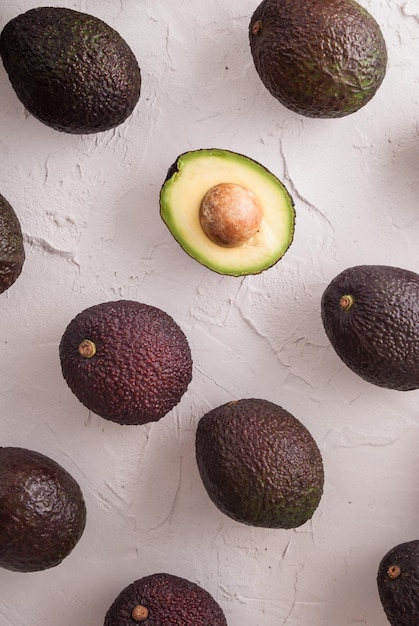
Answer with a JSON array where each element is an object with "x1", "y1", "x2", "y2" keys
[{"x1": 160, "y1": 149, "x2": 295, "y2": 276}]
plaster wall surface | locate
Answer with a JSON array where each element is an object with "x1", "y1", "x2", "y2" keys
[{"x1": 0, "y1": 1, "x2": 418, "y2": 625}]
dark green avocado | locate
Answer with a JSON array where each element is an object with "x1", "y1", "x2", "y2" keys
[
  {"x1": 0, "y1": 7, "x2": 141, "y2": 134},
  {"x1": 195, "y1": 398, "x2": 324, "y2": 529},
  {"x1": 59, "y1": 300, "x2": 193, "y2": 425},
  {"x1": 0, "y1": 446, "x2": 86, "y2": 572},
  {"x1": 104, "y1": 572, "x2": 227, "y2": 626},
  {"x1": 249, "y1": 0, "x2": 387, "y2": 118},
  {"x1": 0, "y1": 194, "x2": 25, "y2": 294},
  {"x1": 321, "y1": 265, "x2": 419, "y2": 391},
  {"x1": 377, "y1": 540, "x2": 419, "y2": 626},
  {"x1": 160, "y1": 148, "x2": 295, "y2": 276}
]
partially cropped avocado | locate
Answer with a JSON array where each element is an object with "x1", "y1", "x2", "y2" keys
[
  {"x1": 0, "y1": 7, "x2": 141, "y2": 134},
  {"x1": 0, "y1": 446, "x2": 86, "y2": 572},
  {"x1": 160, "y1": 149, "x2": 295, "y2": 276},
  {"x1": 0, "y1": 194, "x2": 25, "y2": 294},
  {"x1": 377, "y1": 540, "x2": 419, "y2": 626},
  {"x1": 321, "y1": 265, "x2": 419, "y2": 391},
  {"x1": 195, "y1": 398, "x2": 324, "y2": 529},
  {"x1": 249, "y1": 0, "x2": 387, "y2": 118},
  {"x1": 59, "y1": 300, "x2": 192, "y2": 425},
  {"x1": 104, "y1": 572, "x2": 227, "y2": 625}
]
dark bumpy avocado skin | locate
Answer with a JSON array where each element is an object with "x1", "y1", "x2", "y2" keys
[
  {"x1": 195, "y1": 398, "x2": 324, "y2": 529},
  {"x1": 59, "y1": 300, "x2": 192, "y2": 425},
  {"x1": 0, "y1": 8, "x2": 141, "y2": 134},
  {"x1": 249, "y1": 0, "x2": 387, "y2": 118},
  {"x1": 0, "y1": 447, "x2": 86, "y2": 572},
  {"x1": 321, "y1": 265, "x2": 419, "y2": 391},
  {"x1": 377, "y1": 540, "x2": 419, "y2": 626},
  {"x1": 104, "y1": 572, "x2": 227, "y2": 626},
  {"x1": 0, "y1": 194, "x2": 25, "y2": 294}
]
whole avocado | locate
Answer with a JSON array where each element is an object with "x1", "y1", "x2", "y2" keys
[
  {"x1": 321, "y1": 265, "x2": 419, "y2": 391},
  {"x1": 249, "y1": 0, "x2": 387, "y2": 118},
  {"x1": 0, "y1": 7, "x2": 141, "y2": 134},
  {"x1": 0, "y1": 194, "x2": 25, "y2": 294},
  {"x1": 59, "y1": 300, "x2": 192, "y2": 425},
  {"x1": 104, "y1": 572, "x2": 227, "y2": 625},
  {"x1": 195, "y1": 398, "x2": 324, "y2": 529},
  {"x1": 0, "y1": 447, "x2": 86, "y2": 572},
  {"x1": 377, "y1": 540, "x2": 419, "y2": 626}
]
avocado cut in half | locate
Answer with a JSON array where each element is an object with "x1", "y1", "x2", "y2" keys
[
  {"x1": 0, "y1": 446, "x2": 86, "y2": 572},
  {"x1": 195, "y1": 398, "x2": 324, "y2": 529},
  {"x1": 104, "y1": 572, "x2": 227, "y2": 625},
  {"x1": 377, "y1": 540, "x2": 419, "y2": 626},
  {"x1": 321, "y1": 265, "x2": 419, "y2": 391},
  {"x1": 160, "y1": 149, "x2": 295, "y2": 276},
  {"x1": 0, "y1": 194, "x2": 25, "y2": 294},
  {"x1": 249, "y1": 0, "x2": 387, "y2": 118},
  {"x1": 0, "y1": 7, "x2": 141, "y2": 134},
  {"x1": 59, "y1": 300, "x2": 193, "y2": 426}
]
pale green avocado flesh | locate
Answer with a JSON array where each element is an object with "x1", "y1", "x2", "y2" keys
[{"x1": 160, "y1": 149, "x2": 295, "y2": 276}]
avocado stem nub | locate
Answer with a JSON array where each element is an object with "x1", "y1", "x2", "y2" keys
[
  {"x1": 131, "y1": 605, "x2": 149, "y2": 622},
  {"x1": 78, "y1": 339, "x2": 96, "y2": 359},
  {"x1": 387, "y1": 564, "x2": 401, "y2": 580},
  {"x1": 251, "y1": 19, "x2": 263, "y2": 36},
  {"x1": 339, "y1": 294, "x2": 354, "y2": 312}
]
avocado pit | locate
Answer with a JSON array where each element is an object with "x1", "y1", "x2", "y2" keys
[{"x1": 199, "y1": 182, "x2": 263, "y2": 247}]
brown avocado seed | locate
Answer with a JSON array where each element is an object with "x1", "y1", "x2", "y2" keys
[
  {"x1": 199, "y1": 183, "x2": 263, "y2": 247},
  {"x1": 131, "y1": 604, "x2": 149, "y2": 621},
  {"x1": 78, "y1": 339, "x2": 96, "y2": 359}
]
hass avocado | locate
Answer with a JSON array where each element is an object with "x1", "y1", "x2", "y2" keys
[
  {"x1": 59, "y1": 300, "x2": 192, "y2": 425},
  {"x1": 195, "y1": 398, "x2": 324, "y2": 529},
  {"x1": 0, "y1": 7, "x2": 141, "y2": 133},
  {"x1": 249, "y1": 0, "x2": 387, "y2": 118},
  {"x1": 321, "y1": 265, "x2": 419, "y2": 391},
  {"x1": 0, "y1": 194, "x2": 24, "y2": 294},
  {"x1": 377, "y1": 540, "x2": 419, "y2": 626},
  {"x1": 104, "y1": 572, "x2": 227, "y2": 625},
  {"x1": 160, "y1": 149, "x2": 295, "y2": 276},
  {"x1": 0, "y1": 447, "x2": 86, "y2": 572}
]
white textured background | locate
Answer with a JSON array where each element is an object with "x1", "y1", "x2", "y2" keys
[{"x1": 0, "y1": 1, "x2": 418, "y2": 624}]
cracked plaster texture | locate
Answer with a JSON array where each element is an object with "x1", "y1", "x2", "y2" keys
[{"x1": 0, "y1": 0, "x2": 418, "y2": 625}]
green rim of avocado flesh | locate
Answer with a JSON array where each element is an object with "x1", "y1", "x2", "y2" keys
[{"x1": 160, "y1": 149, "x2": 295, "y2": 277}]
